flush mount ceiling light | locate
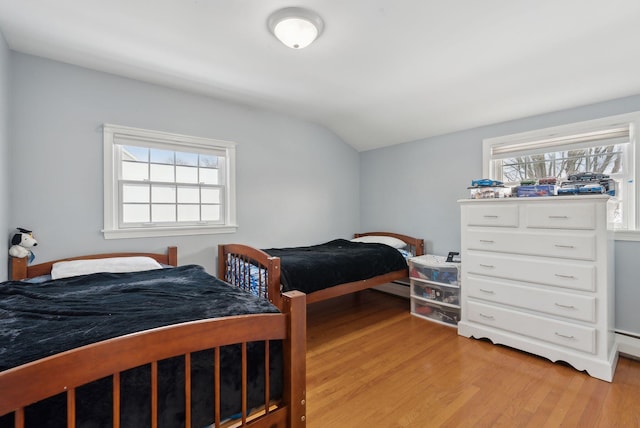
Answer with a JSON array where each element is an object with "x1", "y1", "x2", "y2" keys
[{"x1": 267, "y1": 7, "x2": 324, "y2": 49}]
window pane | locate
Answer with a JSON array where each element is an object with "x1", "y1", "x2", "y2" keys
[
  {"x1": 152, "y1": 204, "x2": 176, "y2": 222},
  {"x1": 178, "y1": 205, "x2": 199, "y2": 221},
  {"x1": 176, "y1": 165, "x2": 198, "y2": 183},
  {"x1": 200, "y1": 168, "x2": 219, "y2": 185},
  {"x1": 122, "y1": 161, "x2": 149, "y2": 181},
  {"x1": 150, "y1": 149, "x2": 174, "y2": 164},
  {"x1": 499, "y1": 145, "x2": 623, "y2": 183},
  {"x1": 176, "y1": 151, "x2": 198, "y2": 166},
  {"x1": 202, "y1": 205, "x2": 221, "y2": 221},
  {"x1": 199, "y1": 155, "x2": 219, "y2": 168},
  {"x1": 122, "y1": 146, "x2": 148, "y2": 162},
  {"x1": 122, "y1": 184, "x2": 149, "y2": 203},
  {"x1": 150, "y1": 164, "x2": 174, "y2": 182},
  {"x1": 123, "y1": 204, "x2": 149, "y2": 223},
  {"x1": 201, "y1": 188, "x2": 221, "y2": 204},
  {"x1": 177, "y1": 187, "x2": 199, "y2": 203},
  {"x1": 151, "y1": 185, "x2": 176, "y2": 203}
]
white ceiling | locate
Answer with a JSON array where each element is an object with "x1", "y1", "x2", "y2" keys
[{"x1": 1, "y1": 1, "x2": 640, "y2": 152}]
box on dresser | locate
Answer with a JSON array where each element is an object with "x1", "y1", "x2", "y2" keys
[{"x1": 458, "y1": 195, "x2": 617, "y2": 382}]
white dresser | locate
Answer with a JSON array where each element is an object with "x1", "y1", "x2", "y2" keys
[{"x1": 458, "y1": 195, "x2": 618, "y2": 382}]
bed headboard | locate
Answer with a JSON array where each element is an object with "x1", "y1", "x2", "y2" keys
[
  {"x1": 354, "y1": 232, "x2": 425, "y2": 256},
  {"x1": 9, "y1": 246, "x2": 178, "y2": 281}
]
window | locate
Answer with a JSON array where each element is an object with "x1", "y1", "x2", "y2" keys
[
  {"x1": 103, "y1": 124, "x2": 237, "y2": 239},
  {"x1": 483, "y1": 112, "x2": 640, "y2": 233}
]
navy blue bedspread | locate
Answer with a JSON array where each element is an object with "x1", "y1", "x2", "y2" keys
[
  {"x1": 264, "y1": 239, "x2": 408, "y2": 294},
  {"x1": 0, "y1": 265, "x2": 282, "y2": 428}
]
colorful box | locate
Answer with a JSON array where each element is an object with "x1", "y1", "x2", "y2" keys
[{"x1": 516, "y1": 185, "x2": 557, "y2": 197}]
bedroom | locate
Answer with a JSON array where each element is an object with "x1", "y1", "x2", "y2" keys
[{"x1": 1, "y1": 1, "x2": 640, "y2": 426}]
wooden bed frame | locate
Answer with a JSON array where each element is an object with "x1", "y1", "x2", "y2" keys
[
  {"x1": 9, "y1": 247, "x2": 180, "y2": 281},
  {"x1": 2, "y1": 247, "x2": 307, "y2": 428},
  {"x1": 219, "y1": 232, "x2": 424, "y2": 310}
]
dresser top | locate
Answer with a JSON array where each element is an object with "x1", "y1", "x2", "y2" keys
[{"x1": 458, "y1": 194, "x2": 611, "y2": 204}]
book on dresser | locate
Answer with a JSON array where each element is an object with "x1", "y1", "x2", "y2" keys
[{"x1": 458, "y1": 194, "x2": 617, "y2": 382}]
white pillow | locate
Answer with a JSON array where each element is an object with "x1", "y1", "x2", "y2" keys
[
  {"x1": 351, "y1": 235, "x2": 407, "y2": 249},
  {"x1": 51, "y1": 256, "x2": 163, "y2": 280}
]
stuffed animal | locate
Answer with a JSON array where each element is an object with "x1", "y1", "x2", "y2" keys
[{"x1": 9, "y1": 227, "x2": 37, "y2": 263}]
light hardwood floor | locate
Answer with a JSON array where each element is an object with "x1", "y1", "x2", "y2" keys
[{"x1": 305, "y1": 290, "x2": 640, "y2": 428}]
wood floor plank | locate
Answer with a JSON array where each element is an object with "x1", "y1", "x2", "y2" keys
[{"x1": 305, "y1": 290, "x2": 640, "y2": 427}]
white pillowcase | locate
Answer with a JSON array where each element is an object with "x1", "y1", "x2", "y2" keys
[
  {"x1": 51, "y1": 256, "x2": 163, "y2": 280},
  {"x1": 351, "y1": 235, "x2": 407, "y2": 249}
]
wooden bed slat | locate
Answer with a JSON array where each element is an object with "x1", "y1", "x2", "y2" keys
[
  {"x1": 184, "y1": 353, "x2": 191, "y2": 428},
  {"x1": 265, "y1": 340, "x2": 271, "y2": 416},
  {"x1": 67, "y1": 388, "x2": 76, "y2": 428},
  {"x1": 242, "y1": 342, "x2": 248, "y2": 426},
  {"x1": 113, "y1": 372, "x2": 121, "y2": 428},
  {"x1": 151, "y1": 361, "x2": 158, "y2": 428},
  {"x1": 214, "y1": 347, "x2": 221, "y2": 428},
  {"x1": 15, "y1": 408, "x2": 25, "y2": 428}
]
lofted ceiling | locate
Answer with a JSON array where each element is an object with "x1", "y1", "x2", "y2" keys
[{"x1": 1, "y1": 1, "x2": 640, "y2": 152}]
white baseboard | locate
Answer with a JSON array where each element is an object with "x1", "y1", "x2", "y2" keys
[
  {"x1": 373, "y1": 282, "x2": 410, "y2": 299},
  {"x1": 616, "y1": 331, "x2": 640, "y2": 359}
]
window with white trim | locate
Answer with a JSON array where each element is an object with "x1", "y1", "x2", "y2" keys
[
  {"x1": 483, "y1": 112, "x2": 640, "y2": 231},
  {"x1": 103, "y1": 124, "x2": 237, "y2": 239}
]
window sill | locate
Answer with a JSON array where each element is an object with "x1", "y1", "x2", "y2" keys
[
  {"x1": 613, "y1": 229, "x2": 640, "y2": 242},
  {"x1": 103, "y1": 225, "x2": 238, "y2": 240}
]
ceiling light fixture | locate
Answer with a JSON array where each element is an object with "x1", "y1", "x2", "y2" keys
[{"x1": 267, "y1": 7, "x2": 324, "y2": 49}]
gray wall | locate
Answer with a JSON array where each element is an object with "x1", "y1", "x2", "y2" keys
[
  {"x1": 8, "y1": 53, "x2": 360, "y2": 274},
  {"x1": 0, "y1": 32, "x2": 9, "y2": 280},
  {"x1": 361, "y1": 94, "x2": 640, "y2": 335}
]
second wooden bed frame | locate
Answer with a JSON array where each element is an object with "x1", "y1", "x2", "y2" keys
[
  {"x1": 219, "y1": 232, "x2": 424, "y2": 310},
  {"x1": 2, "y1": 247, "x2": 307, "y2": 428}
]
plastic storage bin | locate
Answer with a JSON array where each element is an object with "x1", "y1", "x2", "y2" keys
[
  {"x1": 409, "y1": 255, "x2": 460, "y2": 286},
  {"x1": 409, "y1": 255, "x2": 461, "y2": 327},
  {"x1": 411, "y1": 300, "x2": 460, "y2": 326}
]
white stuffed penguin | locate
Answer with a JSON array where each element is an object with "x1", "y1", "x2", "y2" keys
[{"x1": 9, "y1": 227, "x2": 38, "y2": 263}]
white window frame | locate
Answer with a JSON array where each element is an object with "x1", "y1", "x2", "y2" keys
[
  {"x1": 483, "y1": 111, "x2": 640, "y2": 240},
  {"x1": 103, "y1": 124, "x2": 238, "y2": 239}
]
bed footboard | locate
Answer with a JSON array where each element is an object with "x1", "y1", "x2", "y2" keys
[
  {"x1": 219, "y1": 244, "x2": 283, "y2": 310},
  {"x1": 0, "y1": 291, "x2": 307, "y2": 428}
]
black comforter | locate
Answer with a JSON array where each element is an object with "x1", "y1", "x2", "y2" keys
[
  {"x1": 0, "y1": 265, "x2": 282, "y2": 428},
  {"x1": 264, "y1": 239, "x2": 408, "y2": 294}
]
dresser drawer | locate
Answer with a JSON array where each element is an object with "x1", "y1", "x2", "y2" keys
[
  {"x1": 465, "y1": 204, "x2": 519, "y2": 227},
  {"x1": 466, "y1": 275, "x2": 596, "y2": 322},
  {"x1": 465, "y1": 230, "x2": 596, "y2": 261},
  {"x1": 465, "y1": 252, "x2": 595, "y2": 292},
  {"x1": 525, "y1": 203, "x2": 596, "y2": 230},
  {"x1": 467, "y1": 300, "x2": 596, "y2": 353}
]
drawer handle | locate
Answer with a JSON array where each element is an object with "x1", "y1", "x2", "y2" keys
[
  {"x1": 479, "y1": 288, "x2": 495, "y2": 294},
  {"x1": 554, "y1": 332, "x2": 575, "y2": 340},
  {"x1": 554, "y1": 273, "x2": 576, "y2": 279},
  {"x1": 554, "y1": 303, "x2": 576, "y2": 309},
  {"x1": 479, "y1": 313, "x2": 495, "y2": 320},
  {"x1": 483, "y1": 215, "x2": 499, "y2": 218},
  {"x1": 554, "y1": 244, "x2": 575, "y2": 249},
  {"x1": 548, "y1": 215, "x2": 569, "y2": 219},
  {"x1": 479, "y1": 264, "x2": 495, "y2": 269},
  {"x1": 479, "y1": 239, "x2": 495, "y2": 244}
]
